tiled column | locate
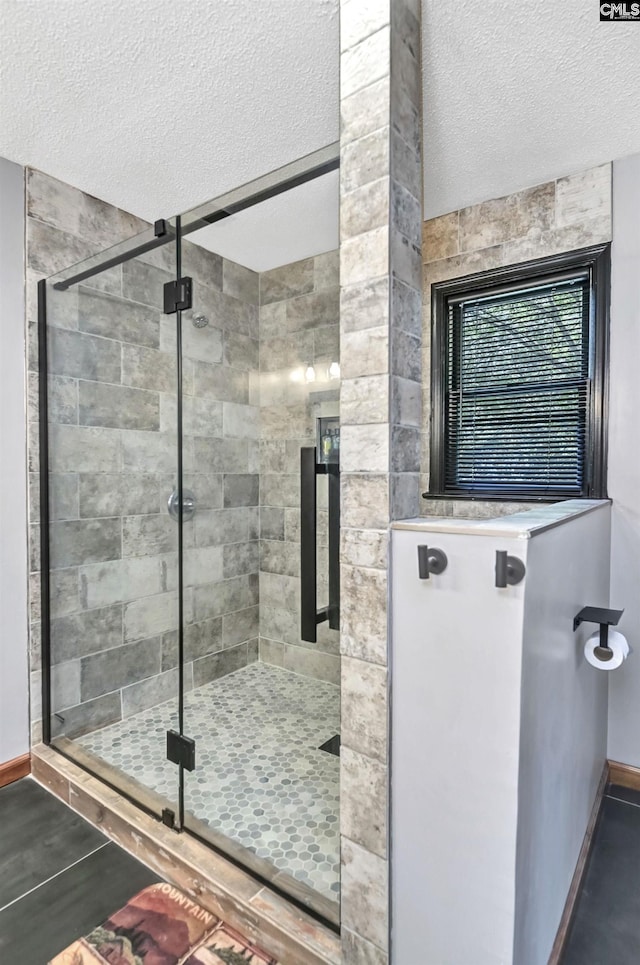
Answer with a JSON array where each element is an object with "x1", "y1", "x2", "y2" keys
[{"x1": 339, "y1": 1, "x2": 422, "y2": 961}]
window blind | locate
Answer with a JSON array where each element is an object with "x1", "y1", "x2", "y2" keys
[{"x1": 444, "y1": 274, "x2": 592, "y2": 496}]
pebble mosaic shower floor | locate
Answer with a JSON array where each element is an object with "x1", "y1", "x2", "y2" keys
[{"x1": 77, "y1": 662, "x2": 341, "y2": 901}]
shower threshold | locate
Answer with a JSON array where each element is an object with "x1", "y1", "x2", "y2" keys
[{"x1": 73, "y1": 662, "x2": 340, "y2": 908}]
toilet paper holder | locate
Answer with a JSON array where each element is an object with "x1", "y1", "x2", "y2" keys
[{"x1": 573, "y1": 606, "x2": 625, "y2": 661}]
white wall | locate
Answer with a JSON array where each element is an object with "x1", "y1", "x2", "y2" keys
[
  {"x1": 0, "y1": 156, "x2": 29, "y2": 764},
  {"x1": 514, "y1": 507, "x2": 610, "y2": 965},
  {"x1": 391, "y1": 503, "x2": 611, "y2": 965},
  {"x1": 607, "y1": 154, "x2": 640, "y2": 767},
  {"x1": 391, "y1": 526, "x2": 526, "y2": 965}
]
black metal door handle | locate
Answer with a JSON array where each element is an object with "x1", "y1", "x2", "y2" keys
[
  {"x1": 301, "y1": 447, "x2": 318, "y2": 642},
  {"x1": 300, "y1": 447, "x2": 340, "y2": 642}
]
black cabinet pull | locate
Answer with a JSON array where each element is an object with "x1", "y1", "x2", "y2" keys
[
  {"x1": 495, "y1": 550, "x2": 526, "y2": 587},
  {"x1": 417, "y1": 545, "x2": 448, "y2": 580}
]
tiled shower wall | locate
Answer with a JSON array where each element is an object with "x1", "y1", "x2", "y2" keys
[
  {"x1": 420, "y1": 163, "x2": 613, "y2": 518},
  {"x1": 26, "y1": 169, "x2": 341, "y2": 746},
  {"x1": 27, "y1": 168, "x2": 261, "y2": 742},
  {"x1": 257, "y1": 251, "x2": 341, "y2": 686}
]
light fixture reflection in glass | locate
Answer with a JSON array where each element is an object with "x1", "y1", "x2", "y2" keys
[
  {"x1": 305, "y1": 365, "x2": 317, "y2": 383},
  {"x1": 328, "y1": 361, "x2": 340, "y2": 380},
  {"x1": 290, "y1": 368, "x2": 304, "y2": 382}
]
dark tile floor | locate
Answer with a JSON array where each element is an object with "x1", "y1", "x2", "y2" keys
[
  {"x1": 561, "y1": 782, "x2": 640, "y2": 965},
  {"x1": 0, "y1": 777, "x2": 159, "y2": 964},
  {"x1": 4, "y1": 774, "x2": 639, "y2": 964}
]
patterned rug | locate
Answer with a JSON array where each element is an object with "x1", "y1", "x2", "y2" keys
[{"x1": 49, "y1": 883, "x2": 279, "y2": 965}]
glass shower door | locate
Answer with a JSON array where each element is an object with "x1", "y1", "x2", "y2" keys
[
  {"x1": 42, "y1": 222, "x2": 184, "y2": 822},
  {"x1": 173, "y1": 151, "x2": 341, "y2": 925}
]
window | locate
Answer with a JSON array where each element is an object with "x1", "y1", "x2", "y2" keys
[{"x1": 429, "y1": 245, "x2": 610, "y2": 500}]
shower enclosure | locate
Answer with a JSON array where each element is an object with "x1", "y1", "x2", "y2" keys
[{"x1": 38, "y1": 145, "x2": 341, "y2": 924}]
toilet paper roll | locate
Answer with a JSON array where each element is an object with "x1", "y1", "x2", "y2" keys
[{"x1": 584, "y1": 629, "x2": 630, "y2": 670}]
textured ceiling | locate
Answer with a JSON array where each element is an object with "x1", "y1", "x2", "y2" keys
[
  {"x1": 0, "y1": 0, "x2": 340, "y2": 269},
  {"x1": 192, "y1": 169, "x2": 339, "y2": 272},
  {"x1": 423, "y1": 0, "x2": 640, "y2": 217},
  {"x1": 1, "y1": 0, "x2": 640, "y2": 266}
]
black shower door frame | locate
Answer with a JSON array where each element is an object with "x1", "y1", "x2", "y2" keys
[{"x1": 38, "y1": 142, "x2": 341, "y2": 928}]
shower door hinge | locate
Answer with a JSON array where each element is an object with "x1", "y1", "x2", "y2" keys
[
  {"x1": 163, "y1": 277, "x2": 192, "y2": 314},
  {"x1": 166, "y1": 729, "x2": 196, "y2": 771}
]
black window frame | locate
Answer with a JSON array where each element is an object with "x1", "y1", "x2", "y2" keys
[{"x1": 429, "y1": 244, "x2": 611, "y2": 501}]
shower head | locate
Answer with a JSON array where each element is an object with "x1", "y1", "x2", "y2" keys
[{"x1": 192, "y1": 312, "x2": 209, "y2": 328}]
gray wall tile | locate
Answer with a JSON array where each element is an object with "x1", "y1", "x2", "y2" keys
[
  {"x1": 49, "y1": 425, "x2": 122, "y2": 473},
  {"x1": 224, "y1": 331, "x2": 259, "y2": 371},
  {"x1": 260, "y1": 506, "x2": 285, "y2": 541},
  {"x1": 314, "y1": 249, "x2": 340, "y2": 291},
  {"x1": 193, "y1": 359, "x2": 249, "y2": 404},
  {"x1": 34, "y1": 375, "x2": 78, "y2": 425},
  {"x1": 260, "y1": 473, "x2": 299, "y2": 508},
  {"x1": 122, "y1": 430, "x2": 178, "y2": 473},
  {"x1": 192, "y1": 573, "x2": 258, "y2": 622},
  {"x1": 122, "y1": 259, "x2": 172, "y2": 309},
  {"x1": 341, "y1": 75, "x2": 390, "y2": 147},
  {"x1": 341, "y1": 929, "x2": 388, "y2": 965},
  {"x1": 192, "y1": 641, "x2": 250, "y2": 687},
  {"x1": 223, "y1": 402, "x2": 260, "y2": 440},
  {"x1": 161, "y1": 620, "x2": 225, "y2": 670},
  {"x1": 78, "y1": 471, "x2": 173, "y2": 518},
  {"x1": 222, "y1": 259, "x2": 259, "y2": 304},
  {"x1": 222, "y1": 605, "x2": 259, "y2": 648},
  {"x1": 123, "y1": 591, "x2": 177, "y2": 643},
  {"x1": 79, "y1": 556, "x2": 170, "y2": 609},
  {"x1": 160, "y1": 395, "x2": 224, "y2": 438},
  {"x1": 260, "y1": 539, "x2": 300, "y2": 578},
  {"x1": 182, "y1": 243, "x2": 223, "y2": 292},
  {"x1": 27, "y1": 218, "x2": 92, "y2": 276},
  {"x1": 122, "y1": 514, "x2": 177, "y2": 558},
  {"x1": 52, "y1": 691, "x2": 122, "y2": 740},
  {"x1": 49, "y1": 327, "x2": 121, "y2": 383},
  {"x1": 259, "y1": 571, "x2": 298, "y2": 612},
  {"x1": 260, "y1": 605, "x2": 299, "y2": 647},
  {"x1": 194, "y1": 508, "x2": 249, "y2": 547},
  {"x1": 184, "y1": 618, "x2": 223, "y2": 662},
  {"x1": 121, "y1": 668, "x2": 177, "y2": 718},
  {"x1": 78, "y1": 380, "x2": 160, "y2": 430},
  {"x1": 223, "y1": 540, "x2": 259, "y2": 578},
  {"x1": 78, "y1": 287, "x2": 160, "y2": 348},
  {"x1": 341, "y1": 837, "x2": 388, "y2": 953},
  {"x1": 50, "y1": 473, "x2": 80, "y2": 520},
  {"x1": 258, "y1": 638, "x2": 284, "y2": 667},
  {"x1": 282, "y1": 645, "x2": 340, "y2": 686},
  {"x1": 181, "y1": 319, "x2": 224, "y2": 365},
  {"x1": 122, "y1": 343, "x2": 176, "y2": 393},
  {"x1": 286, "y1": 289, "x2": 340, "y2": 332},
  {"x1": 184, "y1": 545, "x2": 224, "y2": 586},
  {"x1": 50, "y1": 518, "x2": 121, "y2": 569},
  {"x1": 197, "y1": 285, "x2": 258, "y2": 338},
  {"x1": 81, "y1": 637, "x2": 162, "y2": 701},
  {"x1": 223, "y1": 473, "x2": 259, "y2": 507},
  {"x1": 51, "y1": 605, "x2": 123, "y2": 664},
  {"x1": 341, "y1": 746, "x2": 387, "y2": 857},
  {"x1": 260, "y1": 258, "x2": 314, "y2": 304},
  {"x1": 193, "y1": 437, "x2": 249, "y2": 474}
]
